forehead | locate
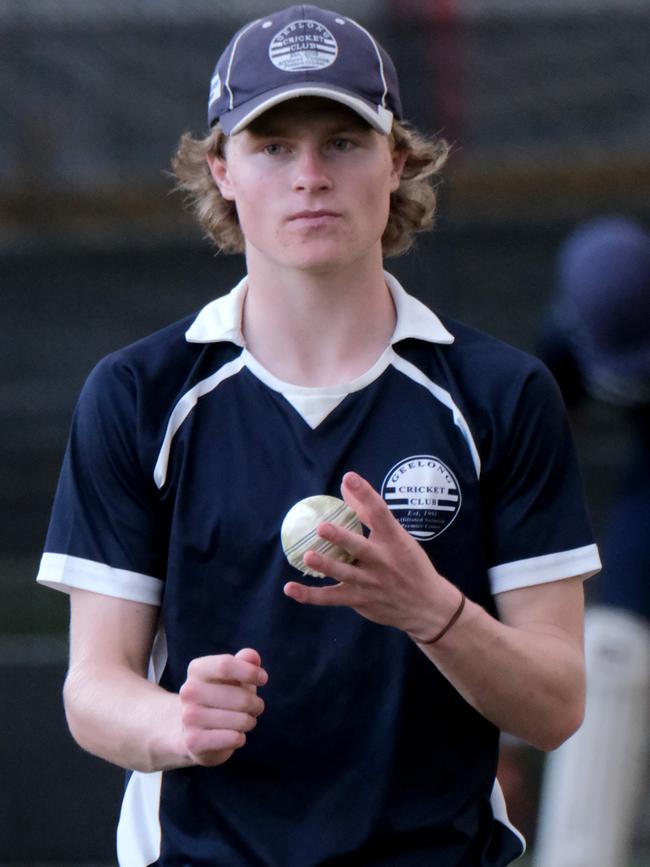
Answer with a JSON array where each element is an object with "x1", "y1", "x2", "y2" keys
[{"x1": 242, "y1": 96, "x2": 375, "y2": 137}]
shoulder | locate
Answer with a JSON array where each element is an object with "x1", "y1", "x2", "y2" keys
[
  {"x1": 87, "y1": 315, "x2": 199, "y2": 393},
  {"x1": 439, "y1": 316, "x2": 563, "y2": 420},
  {"x1": 83, "y1": 313, "x2": 241, "y2": 410},
  {"x1": 75, "y1": 312, "x2": 244, "y2": 469},
  {"x1": 398, "y1": 314, "x2": 562, "y2": 418},
  {"x1": 442, "y1": 316, "x2": 552, "y2": 383},
  {"x1": 396, "y1": 315, "x2": 569, "y2": 477}
]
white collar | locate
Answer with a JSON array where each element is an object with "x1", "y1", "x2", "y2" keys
[{"x1": 185, "y1": 271, "x2": 455, "y2": 347}]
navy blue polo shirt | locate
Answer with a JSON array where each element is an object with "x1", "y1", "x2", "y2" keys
[{"x1": 37, "y1": 272, "x2": 601, "y2": 866}]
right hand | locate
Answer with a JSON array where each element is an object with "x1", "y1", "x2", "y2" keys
[{"x1": 178, "y1": 648, "x2": 267, "y2": 766}]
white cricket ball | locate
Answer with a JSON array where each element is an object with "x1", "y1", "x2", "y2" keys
[{"x1": 281, "y1": 495, "x2": 363, "y2": 577}]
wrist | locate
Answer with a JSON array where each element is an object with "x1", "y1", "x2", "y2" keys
[
  {"x1": 407, "y1": 587, "x2": 466, "y2": 646},
  {"x1": 146, "y1": 693, "x2": 195, "y2": 771}
]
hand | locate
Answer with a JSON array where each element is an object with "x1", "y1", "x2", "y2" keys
[
  {"x1": 283, "y1": 472, "x2": 458, "y2": 638},
  {"x1": 178, "y1": 648, "x2": 267, "y2": 767}
]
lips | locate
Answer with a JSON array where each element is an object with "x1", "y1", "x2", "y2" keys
[{"x1": 288, "y1": 210, "x2": 341, "y2": 221}]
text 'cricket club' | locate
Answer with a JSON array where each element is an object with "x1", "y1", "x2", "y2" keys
[
  {"x1": 382, "y1": 455, "x2": 462, "y2": 541},
  {"x1": 270, "y1": 20, "x2": 339, "y2": 72}
]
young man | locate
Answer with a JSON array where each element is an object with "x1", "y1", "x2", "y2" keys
[{"x1": 37, "y1": 6, "x2": 601, "y2": 865}]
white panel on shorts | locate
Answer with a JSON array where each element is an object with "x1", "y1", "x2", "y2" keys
[
  {"x1": 116, "y1": 770, "x2": 163, "y2": 867},
  {"x1": 491, "y1": 778, "x2": 527, "y2": 853}
]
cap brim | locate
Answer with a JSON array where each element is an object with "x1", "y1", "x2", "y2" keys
[{"x1": 215, "y1": 84, "x2": 394, "y2": 135}]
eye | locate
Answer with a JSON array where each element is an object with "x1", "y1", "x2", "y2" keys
[
  {"x1": 262, "y1": 142, "x2": 287, "y2": 156},
  {"x1": 330, "y1": 137, "x2": 354, "y2": 152}
]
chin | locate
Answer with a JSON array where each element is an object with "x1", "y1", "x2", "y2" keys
[
  {"x1": 281, "y1": 243, "x2": 354, "y2": 272},
  {"x1": 292, "y1": 236, "x2": 381, "y2": 271},
  {"x1": 295, "y1": 251, "x2": 365, "y2": 273}
]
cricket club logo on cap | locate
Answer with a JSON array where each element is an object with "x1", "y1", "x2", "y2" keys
[{"x1": 269, "y1": 19, "x2": 339, "y2": 72}]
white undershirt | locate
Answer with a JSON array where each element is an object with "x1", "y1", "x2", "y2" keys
[{"x1": 241, "y1": 346, "x2": 394, "y2": 428}]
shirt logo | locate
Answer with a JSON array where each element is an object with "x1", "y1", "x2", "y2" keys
[
  {"x1": 382, "y1": 455, "x2": 461, "y2": 541},
  {"x1": 269, "y1": 19, "x2": 339, "y2": 72}
]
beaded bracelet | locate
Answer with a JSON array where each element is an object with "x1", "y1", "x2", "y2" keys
[{"x1": 413, "y1": 592, "x2": 466, "y2": 646}]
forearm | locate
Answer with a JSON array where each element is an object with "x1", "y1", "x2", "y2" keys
[
  {"x1": 285, "y1": 472, "x2": 587, "y2": 750},
  {"x1": 63, "y1": 663, "x2": 190, "y2": 773},
  {"x1": 414, "y1": 593, "x2": 585, "y2": 751}
]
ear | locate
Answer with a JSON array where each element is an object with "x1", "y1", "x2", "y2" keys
[
  {"x1": 206, "y1": 153, "x2": 236, "y2": 201},
  {"x1": 389, "y1": 147, "x2": 407, "y2": 193}
]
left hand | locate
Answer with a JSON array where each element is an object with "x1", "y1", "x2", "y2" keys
[{"x1": 283, "y1": 471, "x2": 458, "y2": 637}]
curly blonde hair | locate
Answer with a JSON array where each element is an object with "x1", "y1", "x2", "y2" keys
[{"x1": 171, "y1": 118, "x2": 449, "y2": 258}]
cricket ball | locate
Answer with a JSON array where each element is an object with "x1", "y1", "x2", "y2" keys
[{"x1": 281, "y1": 495, "x2": 363, "y2": 577}]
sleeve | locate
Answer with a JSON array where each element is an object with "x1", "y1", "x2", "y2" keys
[
  {"x1": 482, "y1": 361, "x2": 601, "y2": 596},
  {"x1": 36, "y1": 356, "x2": 166, "y2": 605}
]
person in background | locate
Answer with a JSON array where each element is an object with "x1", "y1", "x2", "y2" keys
[{"x1": 534, "y1": 215, "x2": 650, "y2": 867}]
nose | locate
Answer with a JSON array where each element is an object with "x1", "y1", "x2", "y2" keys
[{"x1": 292, "y1": 147, "x2": 333, "y2": 193}]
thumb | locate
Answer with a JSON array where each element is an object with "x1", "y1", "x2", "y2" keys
[
  {"x1": 234, "y1": 647, "x2": 265, "y2": 694},
  {"x1": 235, "y1": 647, "x2": 262, "y2": 667}
]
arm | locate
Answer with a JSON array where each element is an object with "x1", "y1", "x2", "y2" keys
[
  {"x1": 64, "y1": 588, "x2": 267, "y2": 773},
  {"x1": 284, "y1": 472, "x2": 585, "y2": 752},
  {"x1": 416, "y1": 576, "x2": 585, "y2": 751}
]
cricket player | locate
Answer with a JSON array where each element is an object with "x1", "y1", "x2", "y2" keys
[{"x1": 36, "y1": 6, "x2": 601, "y2": 865}]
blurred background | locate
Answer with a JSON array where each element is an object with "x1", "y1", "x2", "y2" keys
[{"x1": 1, "y1": 0, "x2": 649, "y2": 863}]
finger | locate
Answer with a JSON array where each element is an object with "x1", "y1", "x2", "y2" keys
[
  {"x1": 303, "y1": 548, "x2": 360, "y2": 584},
  {"x1": 180, "y1": 681, "x2": 265, "y2": 716},
  {"x1": 235, "y1": 648, "x2": 268, "y2": 689},
  {"x1": 182, "y1": 705, "x2": 261, "y2": 734},
  {"x1": 283, "y1": 579, "x2": 355, "y2": 607},
  {"x1": 341, "y1": 471, "x2": 399, "y2": 535},
  {"x1": 316, "y1": 521, "x2": 370, "y2": 562},
  {"x1": 188, "y1": 653, "x2": 267, "y2": 688},
  {"x1": 185, "y1": 728, "x2": 247, "y2": 763}
]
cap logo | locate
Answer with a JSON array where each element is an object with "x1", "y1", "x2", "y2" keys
[
  {"x1": 269, "y1": 19, "x2": 338, "y2": 72},
  {"x1": 209, "y1": 71, "x2": 222, "y2": 104}
]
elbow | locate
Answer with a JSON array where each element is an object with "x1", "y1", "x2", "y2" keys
[
  {"x1": 62, "y1": 668, "x2": 90, "y2": 752},
  {"x1": 533, "y1": 654, "x2": 587, "y2": 751},
  {"x1": 533, "y1": 696, "x2": 585, "y2": 753},
  {"x1": 62, "y1": 665, "x2": 115, "y2": 761}
]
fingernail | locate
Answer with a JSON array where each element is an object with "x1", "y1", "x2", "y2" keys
[{"x1": 346, "y1": 472, "x2": 361, "y2": 489}]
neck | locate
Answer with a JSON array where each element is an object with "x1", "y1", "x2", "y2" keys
[{"x1": 241, "y1": 250, "x2": 396, "y2": 387}]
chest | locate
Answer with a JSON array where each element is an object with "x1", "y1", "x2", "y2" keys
[{"x1": 163, "y1": 366, "x2": 485, "y2": 584}]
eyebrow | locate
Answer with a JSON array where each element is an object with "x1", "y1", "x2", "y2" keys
[{"x1": 247, "y1": 114, "x2": 372, "y2": 138}]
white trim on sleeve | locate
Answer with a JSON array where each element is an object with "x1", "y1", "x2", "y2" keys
[
  {"x1": 36, "y1": 552, "x2": 163, "y2": 605},
  {"x1": 489, "y1": 543, "x2": 602, "y2": 595}
]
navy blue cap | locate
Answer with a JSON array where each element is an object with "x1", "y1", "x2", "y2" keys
[{"x1": 208, "y1": 5, "x2": 402, "y2": 135}]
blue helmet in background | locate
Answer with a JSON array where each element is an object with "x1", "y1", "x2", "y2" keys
[{"x1": 556, "y1": 215, "x2": 650, "y2": 405}]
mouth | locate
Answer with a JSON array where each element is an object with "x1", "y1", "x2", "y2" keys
[{"x1": 288, "y1": 210, "x2": 342, "y2": 223}]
